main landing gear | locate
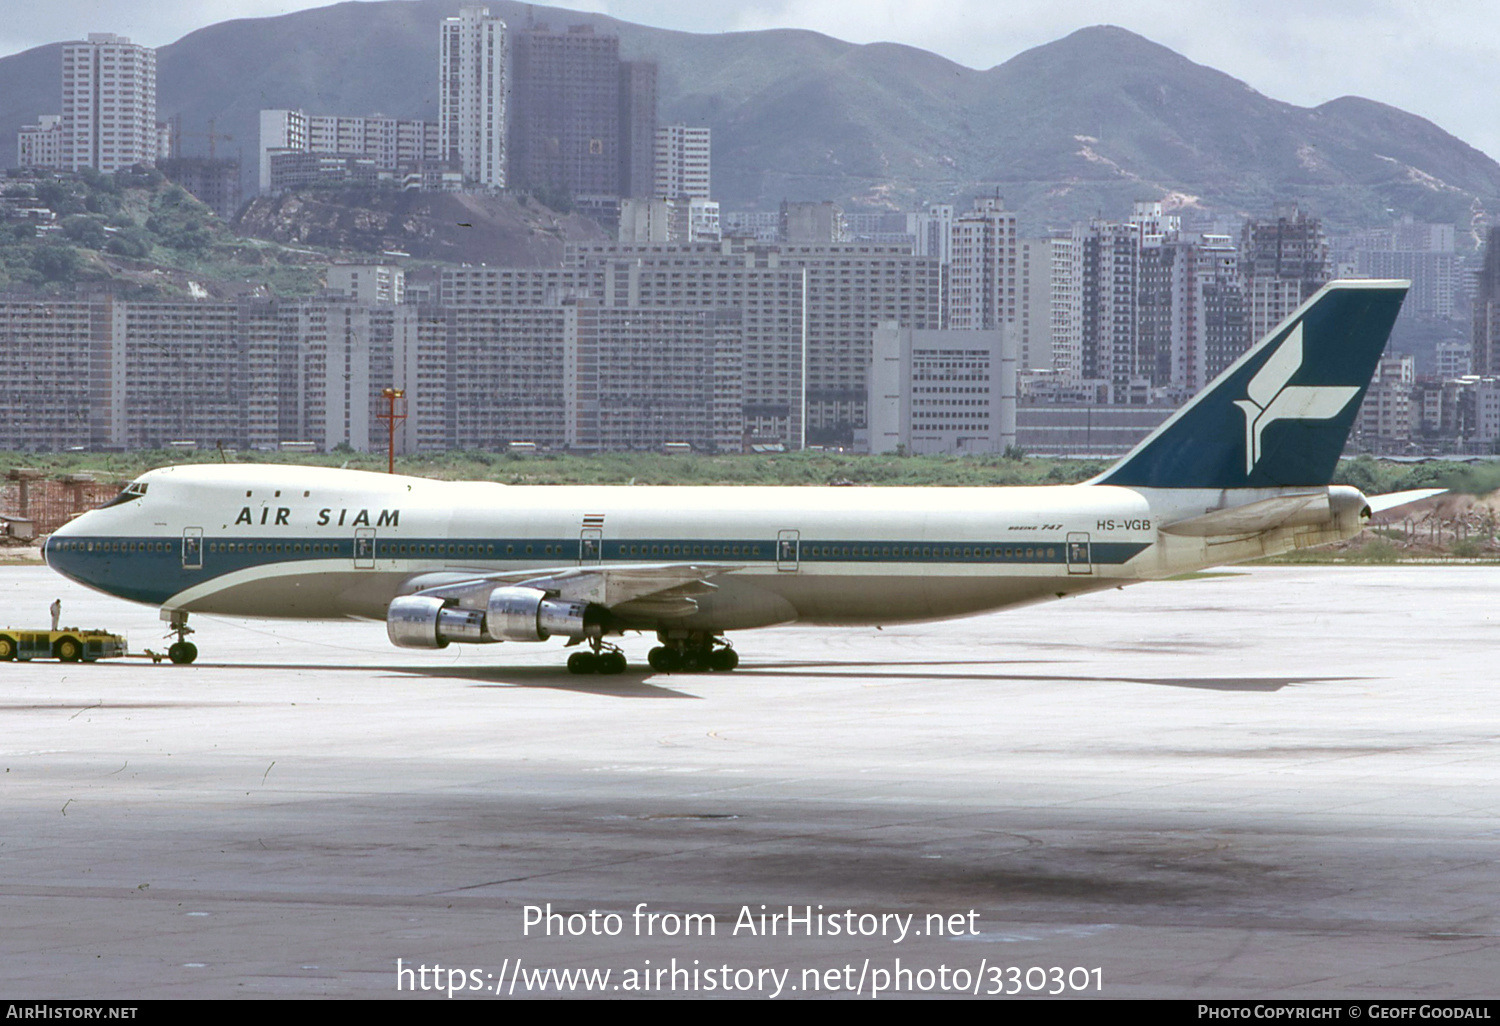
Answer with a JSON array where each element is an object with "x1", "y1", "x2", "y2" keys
[
  {"x1": 162, "y1": 609, "x2": 198, "y2": 665},
  {"x1": 647, "y1": 631, "x2": 738, "y2": 674},
  {"x1": 566, "y1": 638, "x2": 628, "y2": 675},
  {"x1": 562, "y1": 631, "x2": 741, "y2": 674}
]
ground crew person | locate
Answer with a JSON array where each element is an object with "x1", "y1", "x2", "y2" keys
[{"x1": 50, "y1": 598, "x2": 61, "y2": 631}]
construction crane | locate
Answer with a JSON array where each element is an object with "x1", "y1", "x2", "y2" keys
[{"x1": 167, "y1": 115, "x2": 234, "y2": 160}]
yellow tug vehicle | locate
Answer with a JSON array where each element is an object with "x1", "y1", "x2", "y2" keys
[{"x1": 0, "y1": 628, "x2": 128, "y2": 663}]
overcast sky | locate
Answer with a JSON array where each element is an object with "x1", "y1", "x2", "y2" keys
[{"x1": 5, "y1": 0, "x2": 1497, "y2": 159}]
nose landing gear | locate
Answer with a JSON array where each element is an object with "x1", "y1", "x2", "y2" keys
[{"x1": 162, "y1": 609, "x2": 198, "y2": 665}]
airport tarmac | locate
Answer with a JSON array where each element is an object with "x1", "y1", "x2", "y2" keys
[{"x1": 1, "y1": 561, "x2": 1498, "y2": 1000}]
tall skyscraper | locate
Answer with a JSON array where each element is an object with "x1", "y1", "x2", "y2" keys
[
  {"x1": 1472, "y1": 227, "x2": 1500, "y2": 375},
  {"x1": 1138, "y1": 232, "x2": 1244, "y2": 394},
  {"x1": 1241, "y1": 204, "x2": 1330, "y2": 344},
  {"x1": 1054, "y1": 220, "x2": 1143, "y2": 401},
  {"x1": 61, "y1": 34, "x2": 157, "y2": 172},
  {"x1": 618, "y1": 61, "x2": 658, "y2": 198},
  {"x1": 947, "y1": 196, "x2": 1019, "y2": 332},
  {"x1": 1017, "y1": 237, "x2": 1055, "y2": 373},
  {"x1": 439, "y1": 5, "x2": 508, "y2": 189},
  {"x1": 509, "y1": 23, "x2": 622, "y2": 199}
]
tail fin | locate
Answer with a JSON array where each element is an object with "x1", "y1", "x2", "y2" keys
[{"x1": 1095, "y1": 279, "x2": 1408, "y2": 489}]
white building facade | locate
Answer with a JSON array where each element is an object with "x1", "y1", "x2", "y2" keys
[
  {"x1": 653, "y1": 124, "x2": 710, "y2": 200},
  {"x1": 259, "y1": 110, "x2": 442, "y2": 193},
  {"x1": 17, "y1": 115, "x2": 64, "y2": 169},
  {"x1": 439, "y1": 4, "x2": 508, "y2": 189},
  {"x1": 869, "y1": 324, "x2": 1016, "y2": 455},
  {"x1": 61, "y1": 34, "x2": 157, "y2": 173}
]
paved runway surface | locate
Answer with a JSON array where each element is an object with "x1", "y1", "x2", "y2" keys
[{"x1": 1, "y1": 562, "x2": 1498, "y2": 999}]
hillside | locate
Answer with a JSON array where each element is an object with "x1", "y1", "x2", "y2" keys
[
  {"x1": 235, "y1": 188, "x2": 608, "y2": 264},
  {"x1": 0, "y1": 168, "x2": 326, "y2": 297},
  {"x1": 1, "y1": 4, "x2": 1498, "y2": 231}
]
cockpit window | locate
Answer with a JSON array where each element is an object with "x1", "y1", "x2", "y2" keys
[{"x1": 97, "y1": 481, "x2": 149, "y2": 509}]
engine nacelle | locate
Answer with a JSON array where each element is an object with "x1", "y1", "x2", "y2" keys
[
  {"x1": 486, "y1": 586, "x2": 595, "y2": 642},
  {"x1": 387, "y1": 594, "x2": 489, "y2": 649}
]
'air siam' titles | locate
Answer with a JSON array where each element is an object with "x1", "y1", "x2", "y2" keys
[{"x1": 232, "y1": 507, "x2": 401, "y2": 527}]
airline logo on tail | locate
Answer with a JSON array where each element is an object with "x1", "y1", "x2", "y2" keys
[{"x1": 1231, "y1": 324, "x2": 1360, "y2": 475}]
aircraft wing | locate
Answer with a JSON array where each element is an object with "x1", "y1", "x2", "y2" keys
[{"x1": 398, "y1": 562, "x2": 745, "y2": 616}]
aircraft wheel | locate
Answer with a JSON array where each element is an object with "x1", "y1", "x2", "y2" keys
[
  {"x1": 168, "y1": 641, "x2": 198, "y2": 665},
  {"x1": 600, "y1": 651, "x2": 627, "y2": 675},
  {"x1": 709, "y1": 647, "x2": 739, "y2": 672},
  {"x1": 680, "y1": 650, "x2": 705, "y2": 673},
  {"x1": 56, "y1": 637, "x2": 81, "y2": 663},
  {"x1": 0, "y1": 635, "x2": 15, "y2": 661},
  {"x1": 567, "y1": 651, "x2": 599, "y2": 675},
  {"x1": 647, "y1": 646, "x2": 674, "y2": 671}
]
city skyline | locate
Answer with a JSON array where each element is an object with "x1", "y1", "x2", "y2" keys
[{"x1": 3, "y1": 1, "x2": 1499, "y2": 165}]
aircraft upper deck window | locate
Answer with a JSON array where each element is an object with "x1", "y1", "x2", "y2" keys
[{"x1": 97, "y1": 481, "x2": 149, "y2": 509}]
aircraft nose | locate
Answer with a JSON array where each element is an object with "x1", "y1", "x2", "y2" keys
[{"x1": 44, "y1": 517, "x2": 80, "y2": 569}]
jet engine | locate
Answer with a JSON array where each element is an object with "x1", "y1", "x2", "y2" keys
[
  {"x1": 485, "y1": 586, "x2": 595, "y2": 642},
  {"x1": 386, "y1": 595, "x2": 488, "y2": 649},
  {"x1": 386, "y1": 586, "x2": 600, "y2": 649}
]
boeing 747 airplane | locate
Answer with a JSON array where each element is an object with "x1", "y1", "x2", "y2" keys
[{"x1": 38, "y1": 280, "x2": 1431, "y2": 673}]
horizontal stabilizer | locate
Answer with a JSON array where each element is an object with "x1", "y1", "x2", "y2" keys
[
  {"x1": 1367, "y1": 488, "x2": 1445, "y2": 514},
  {"x1": 1159, "y1": 492, "x2": 1328, "y2": 537}
]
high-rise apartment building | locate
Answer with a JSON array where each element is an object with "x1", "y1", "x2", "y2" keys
[
  {"x1": 1050, "y1": 234, "x2": 1080, "y2": 383},
  {"x1": 1017, "y1": 238, "x2": 1055, "y2": 373},
  {"x1": 447, "y1": 243, "x2": 809, "y2": 448},
  {"x1": 947, "y1": 196, "x2": 1019, "y2": 332},
  {"x1": 328, "y1": 264, "x2": 406, "y2": 305},
  {"x1": 0, "y1": 294, "x2": 742, "y2": 454},
  {"x1": 509, "y1": 23, "x2": 622, "y2": 199},
  {"x1": 617, "y1": 197, "x2": 720, "y2": 243},
  {"x1": 61, "y1": 34, "x2": 157, "y2": 173},
  {"x1": 1138, "y1": 232, "x2": 1245, "y2": 394},
  {"x1": 259, "y1": 109, "x2": 442, "y2": 193},
  {"x1": 618, "y1": 61, "x2": 659, "y2": 198},
  {"x1": 1472, "y1": 227, "x2": 1500, "y2": 375},
  {"x1": 1436, "y1": 340, "x2": 1472, "y2": 379},
  {"x1": 17, "y1": 115, "x2": 64, "y2": 169},
  {"x1": 1193, "y1": 238, "x2": 1249, "y2": 386},
  {"x1": 441, "y1": 239, "x2": 937, "y2": 449},
  {"x1": 1241, "y1": 204, "x2": 1330, "y2": 344},
  {"x1": 653, "y1": 124, "x2": 710, "y2": 199},
  {"x1": 440, "y1": 4, "x2": 509, "y2": 189},
  {"x1": 1054, "y1": 220, "x2": 1143, "y2": 402},
  {"x1": 779, "y1": 201, "x2": 845, "y2": 244},
  {"x1": 1339, "y1": 219, "x2": 1458, "y2": 322}
]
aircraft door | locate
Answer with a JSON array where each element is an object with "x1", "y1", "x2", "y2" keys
[
  {"x1": 777, "y1": 529, "x2": 800, "y2": 572},
  {"x1": 182, "y1": 527, "x2": 203, "y2": 570},
  {"x1": 354, "y1": 528, "x2": 376, "y2": 569},
  {"x1": 580, "y1": 528, "x2": 603, "y2": 565},
  {"x1": 1066, "y1": 532, "x2": 1092, "y2": 575}
]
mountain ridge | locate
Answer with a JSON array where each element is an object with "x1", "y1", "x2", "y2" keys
[{"x1": 0, "y1": 5, "x2": 1495, "y2": 233}]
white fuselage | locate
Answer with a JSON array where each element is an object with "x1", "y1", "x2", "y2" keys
[{"x1": 44, "y1": 464, "x2": 1359, "y2": 634}]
